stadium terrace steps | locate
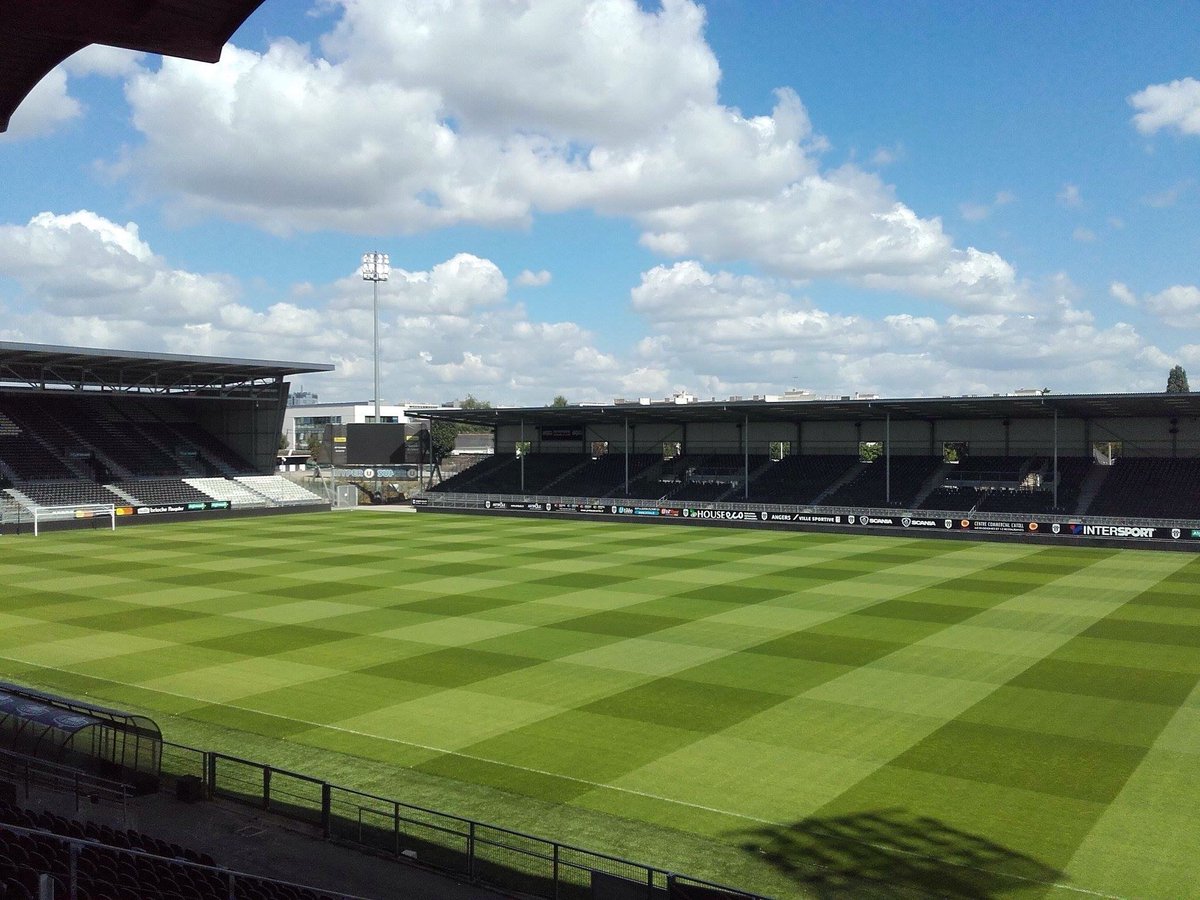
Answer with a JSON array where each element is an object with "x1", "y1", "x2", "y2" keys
[
  {"x1": 236, "y1": 475, "x2": 325, "y2": 505},
  {"x1": 7, "y1": 481, "x2": 124, "y2": 508},
  {"x1": 184, "y1": 477, "x2": 273, "y2": 507},
  {"x1": 119, "y1": 478, "x2": 219, "y2": 506},
  {"x1": 1074, "y1": 461, "x2": 1113, "y2": 516},
  {"x1": 911, "y1": 462, "x2": 954, "y2": 508}
]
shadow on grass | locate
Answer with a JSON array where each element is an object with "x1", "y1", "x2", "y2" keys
[{"x1": 731, "y1": 809, "x2": 1065, "y2": 898}]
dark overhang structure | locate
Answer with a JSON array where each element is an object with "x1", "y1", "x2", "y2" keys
[
  {"x1": 0, "y1": 341, "x2": 332, "y2": 399},
  {"x1": 0, "y1": 0, "x2": 269, "y2": 132},
  {"x1": 421, "y1": 392, "x2": 1200, "y2": 429}
]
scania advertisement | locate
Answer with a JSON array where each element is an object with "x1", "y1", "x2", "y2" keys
[{"x1": 420, "y1": 497, "x2": 1200, "y2": 546}]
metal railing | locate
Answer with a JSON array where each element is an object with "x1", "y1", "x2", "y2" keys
[
  {"x1": 0, "y1": 747, "x2": 131, "y2": 822},
  {"x1": 155, "y1": 742, "x2": 768, "y2": 899},
  {"x1": 0, "y1": 820, "x2": 372, "y2": 900}
]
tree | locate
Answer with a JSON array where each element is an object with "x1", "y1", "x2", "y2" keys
[
  {"x1": 429, "y1": 421, "x2": 459, "y2": 465},
  {"x1": 306, "y1": 434, "x2": 325, "y2": 462},
  {"x1": 278, "y1": 433, "x2": 290, "y2": 451},
  {"x1": 1167, "y1": 365, "x2": 1190, "y2": 393},
  {"x1": 551, "y1": 394, "x2": 568, "y2": 407},
  {"x1": 426, "y1": 396, "x2": 493, "y2": 465}
]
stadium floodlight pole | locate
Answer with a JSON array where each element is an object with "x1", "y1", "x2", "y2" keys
[
  {"x1": 361, "y1": 252, "x2": 390, "y2": 426},
  {"x1": 362, "y1": 252, "x2": 389, "y2": 503}
]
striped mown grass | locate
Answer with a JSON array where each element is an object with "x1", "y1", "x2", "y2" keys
[{"x1": 2, "y1": 510, "x2": 1198, "y2": 898}]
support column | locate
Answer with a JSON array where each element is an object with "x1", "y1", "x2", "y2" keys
[
  {"x1": 624, "y1": 417, "x2": 629, "y2": 495},
  {"x1": 744, "y1": 415, "x2": 750, "y2": 500},
  {"x1": 1053, "y1": 409, "x2": 1059, "y2": 509},
  {"x1": 885, "y1": 414, "x2": 891, "y2": 505}
]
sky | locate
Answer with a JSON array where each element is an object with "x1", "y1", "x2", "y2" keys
[{"x1": 1, "y1": 0, "x2": 1198, "y2": 406}]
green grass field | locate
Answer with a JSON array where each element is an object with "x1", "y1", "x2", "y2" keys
[{"x1": 2, "y1": 510, "x2": 1199, "y2": 898}]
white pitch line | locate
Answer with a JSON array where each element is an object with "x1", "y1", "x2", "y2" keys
[{"x1": 6, "y1": 658, "x2": 1123, "y2": 897}]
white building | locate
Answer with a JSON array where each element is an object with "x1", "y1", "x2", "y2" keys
[{"x1": 282, "y1": 401, "x2": 438, "y2": 450}]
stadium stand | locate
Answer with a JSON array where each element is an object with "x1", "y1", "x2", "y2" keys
[
  {"x1": 118, "y1": 479, "x2": 218, "y2": 506},
  {"x1": 945, "y1": 455, "x2": 1030, "y2": 483},
  {"x1": 747, "y1": 455, "x2": 860, "y2": 505},
  {"x1": 915, "y1": 456, "x2": 1095, "y2": 514},
  {"x1": 235, "y1": 476, "x2": 325, "y2": 505},
  {"x1": 183, "y1": 478, "x2": 271, "y2": 508},
  {"x1": 8, "y1": 481, "x2": 125, "y2": 509},
  {"x1": 428, "y1": 455, "x2": 515, "y2": 493},
  {"x1": 554, "y1": 453, "x2": 662, "y2": 497},
  {"x1": 1085, "y1": 457, "x2": 1200, "y2": 519},
  {"x1": 428, "y1": 454, "x2": 585, "y2": 495},
  {"x1": 822, "y1": 455, "x2": 945, "y2": 508},
  {"x1": 0, "y1": 802, "x2": 347, "y2": 900},
  {"x1": 920, "y1": 486, "x2": 984, "y2": 512}
]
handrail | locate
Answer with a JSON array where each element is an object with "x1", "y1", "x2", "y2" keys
[
  {"x1": 0, "y1": 820, "x2": 373, "y2": 900},
  {"x1": 156, "y1": 739, "x2": 771, "y2": 899}
]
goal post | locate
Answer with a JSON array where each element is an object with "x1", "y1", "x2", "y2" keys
[{"x1": 29, "y1": 503, "x2": 117, "y2": 537}]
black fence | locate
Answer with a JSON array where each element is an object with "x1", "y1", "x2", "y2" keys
[
  {"x1": 0, "y1": 820, "x2": 370, "y2": 900},
  {"x1": 157, "y1": 741, "x2": 768, "y2": 899},
  {"x1": 0, "y1": 747, "x2": 131, "y2": 821}
]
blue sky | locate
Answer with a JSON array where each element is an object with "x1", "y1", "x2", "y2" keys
[{"x1": 1, "y1": 0, "x2": 1198, "y2": 405}]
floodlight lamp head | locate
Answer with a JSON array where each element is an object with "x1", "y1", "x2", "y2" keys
[{"x1": 361, "y1": 251, "x2": 390, "y2": 282}]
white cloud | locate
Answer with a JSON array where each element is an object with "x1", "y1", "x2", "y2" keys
[
  {"x1": 870, "y1": 143, "x2": 903, "y2": 167},
  {"x1": 516, "y1": 269, "x2": 552, "y2": 287},
  {"x1": 959, "y1": 191, "x2": 1014, "y2": 222},
  {"x1": 1144, "y1": 285, "x2": 1200, "y2": 328},
  {"x1": 0, "y1": 210, "x2": 624, "y2": 404},
  {"x1": 110, "y1": 0, "x2": 1020, "y2": 312},
  {"x1": 0, "y1": 214, "x2": 1188, "y2": 401},
  {"x1": 959, "y1": 202, "x2": 991, "y2": 222},
  {"x1": 63, "y1": 45, "x2": 147, "y2": 79},
  {"x1": 626, "y1": 261, "x2": 1167, "y2": 397},
  {"x1": 0, "y1": 211, "x2": 229, "y2": 321},
  {"x1": 1073, "y1": 227, "x2": 1096, "y2": 243},
  {"x1": 1142, "y1": 180, "x2": 1192, "y2": 208},
  {"x1": 1057, "y1": 183, "x2": 1082, "y2": 207},
  {"x1": 1130, "y1": 77, "x2": 1200, "y2": 136},
  {"x1": 1, "y1": 69, "x2": 80, "y2": 139},
  {"x1": 1109, "y1": 282, "x2": 1137, "y2": 307}
]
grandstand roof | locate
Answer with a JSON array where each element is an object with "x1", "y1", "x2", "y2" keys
[
  {"x1": 423, "y1": 392, "x2": 1200, "y2": 428},
  {"x1": 0, "y1": 0, "x2": 268, "y2": 132},
  {"x1": 0, "y1": 341, "x2": 332, "y2": 396}
]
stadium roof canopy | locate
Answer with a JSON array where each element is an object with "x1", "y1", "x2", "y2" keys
[
  {"x1": 0, "y1": 341, "x2": 332, "y2": 398},
  {"x1": 423, "y1": 392, "x2": 1200, "y2": 428},
  {"x1": 0, "y1": 0, "x2": 268, "y2": 132}
]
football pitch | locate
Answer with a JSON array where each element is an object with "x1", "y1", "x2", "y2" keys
[{"x1": 2, "y1": 510, "x2": 1199, "y2": 898}]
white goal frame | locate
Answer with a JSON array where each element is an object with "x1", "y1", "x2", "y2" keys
[{"x1": 29, "y1": 503, "x2": 117, "y2": 537}]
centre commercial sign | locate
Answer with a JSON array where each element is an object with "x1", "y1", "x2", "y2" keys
[{"x1": 414, "y1": 498, "x2": 1200, "y2": 545}]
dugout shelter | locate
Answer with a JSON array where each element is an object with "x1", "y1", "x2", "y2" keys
[{"x1": 0, "y1": 681, "x2": 162, "y2": 794}]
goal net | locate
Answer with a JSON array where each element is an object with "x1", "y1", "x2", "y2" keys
[{"x1": 29, "y1": 503, "x2": 117, "y2": 537}]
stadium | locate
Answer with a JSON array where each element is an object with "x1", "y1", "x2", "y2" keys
[
  {"x1": 0, "y1": 337, "x2": 1199, "y2": 899},
  {"x1": 3, "y1": 4, "x2": 1200, "y2": 900}
]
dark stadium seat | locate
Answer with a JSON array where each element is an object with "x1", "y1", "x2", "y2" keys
[{"x1": 822, "y1": 456, "x2": 943, "y2": 508}]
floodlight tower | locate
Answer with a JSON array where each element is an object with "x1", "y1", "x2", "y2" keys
[{"x1": 361, "y1": 252, "x2": 390, "y2": 425}]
